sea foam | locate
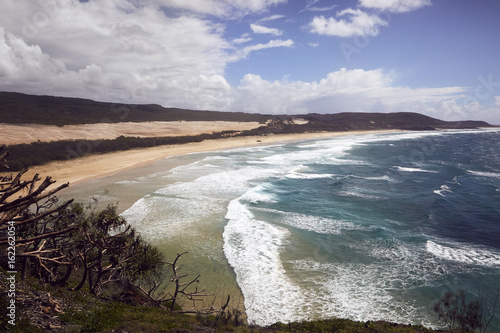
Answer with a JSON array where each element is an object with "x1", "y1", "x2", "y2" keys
[
  {"x1": 426, "y1": 240, "x2": 500, "y2": 267},
  {"x1": 223, "y1": 199, "x2": 304, "y2": 326}
]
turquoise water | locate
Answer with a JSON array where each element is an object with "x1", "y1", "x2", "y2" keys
[{"x1": 117, "y1": 129, "x2": 500, "y2": 328}]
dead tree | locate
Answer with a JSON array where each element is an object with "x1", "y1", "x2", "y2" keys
[
  {"x1": 166, "y1": 252, "x2": 213, "y2": 312},
  {"x1": 0, "y1": 147, "x2": 233, "y2": 320},
  {"x1": 0, "y1": 147, "x2": 75, "y2": 284}
]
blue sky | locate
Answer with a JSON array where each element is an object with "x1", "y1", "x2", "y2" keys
[{"x1": 1, "y1": 0, "x2": 500, "y2": 123}]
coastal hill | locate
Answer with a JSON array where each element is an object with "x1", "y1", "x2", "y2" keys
[
  {"x1": 0, "y1": 91, "x2": 492, "y2": 130},
  {"x1": 0, "y1": 91, "x2": 269, "y2": 125},
  {"x1": 299, "y1": 112, "x2": 491, "y2": 131}
]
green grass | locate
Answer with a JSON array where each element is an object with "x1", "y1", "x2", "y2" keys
[{"x1": 59, "y1": 301, "x2": 188, "y2": 332}]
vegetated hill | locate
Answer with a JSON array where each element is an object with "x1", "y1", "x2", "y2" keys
[
  {"x1": 0, "y1": 91, "x2": 271, "y2": 125},
  {"x1": 297, "y1": 112, "x2": 492, "y2": 131},
  {"x1": 241, "y1": 112, "x2": 492, "y2": 136},
  {"x1": 0, "y1": 91, "x2": 492, "y2": 130}
]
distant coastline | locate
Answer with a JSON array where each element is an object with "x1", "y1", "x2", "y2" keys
[
  {"x1": 1, "y1": 91, "x2": 494, "y2": 187},
  {"x1": 1, "y1": 130, "x2": 401, "y2": 186}
]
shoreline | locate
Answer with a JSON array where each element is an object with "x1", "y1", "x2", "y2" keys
[{"x1": 2, "y1": 130, "x2": 401, "y2": 187}]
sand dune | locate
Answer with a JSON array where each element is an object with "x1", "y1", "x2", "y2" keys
[{"x1": 0, "y1": 121, "x2": 262, "y2": 145}]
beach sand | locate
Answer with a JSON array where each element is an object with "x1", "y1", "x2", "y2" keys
[{"x1": 2, "y1": 129, "x2": 400, "y2": 187}]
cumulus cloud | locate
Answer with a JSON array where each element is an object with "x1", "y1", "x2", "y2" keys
[
  {"x1": 0, "y1": 0, "x2": 301, "y2": 110},
  {"x1": 233, "y1": 68, "x2": 469, "y2": 119},
  {"x1": 309, "y1": 8, "x2": 388, "y2": 37},
  {"x1": 359, "y1": 0, "x2": 432, "y2": 13},
  {"x1": 307, "y1": 0, "x2": 431, "y2": 41},
  {"x1": 0, "y1": 0, "x2": 237, "y2": 109},
  {"x1": 250, "y1": 23, "x2": 282, "y2": 36},
  {"x1": 495, "y1": 96, "x2": 500, "y2": 106}
]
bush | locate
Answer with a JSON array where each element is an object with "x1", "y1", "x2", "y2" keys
[{"x1": 432, "y1": 289, "x2": 499, "y2": 333}]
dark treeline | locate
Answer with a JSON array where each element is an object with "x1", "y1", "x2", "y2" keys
[{"x1": 1, "y1": 131, "x2": 239, "y2": 171}]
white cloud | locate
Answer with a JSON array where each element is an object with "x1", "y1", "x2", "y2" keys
[
  {"x1": 155, "y1": 0, "x2": 287, "y2": 17},
  {"x1": 304, "y1": 5, "x2": 339, "y2": 12},
  {"x1": 257, "y1": 14, "x2": 286, "y2": 22},
  {"x1": 359, "y1": 0, "x2": 431, "y2": 13},
  {"x1": 309, "y1": 8, "x2": 388, "y2": 38},
  {"x1": 233, "y1": 36, "x2": 252, "y2": 44},
  {"x1": 495, "y1": 96, "x2": 500, "y2": 106},
  {"x1": 301, "y1": 0, "x2": 339, "y2": 13},
  {"x1": 0, "y1": 0, "x2": 298, "y2": 111},
  {"x1": 0, "y1": 1, "x2": 236, "y2": 110},
  {"x1": 233, "y1": 39, "x2": 294, "y2": 60},
  {"x1": 233, "y1": 68, "x2": 470, "y2": 119},
  {"x1": 250, "y1": 23, "x2": 282, "y2": 36}
]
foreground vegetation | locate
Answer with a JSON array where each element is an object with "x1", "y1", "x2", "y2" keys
[{"x1": 0, "y1": 267, "x2": 443, "y2": 333}]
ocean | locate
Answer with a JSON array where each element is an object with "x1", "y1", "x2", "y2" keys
[{"x1": 68, "y1": 129, "x2": 500, "y2": 329}]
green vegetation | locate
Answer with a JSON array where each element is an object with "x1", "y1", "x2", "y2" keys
[
  {"x1": 1, "y1": 132, "x2": 233, "y2": 171},
  {"x1": 0, "y1": 91, "x2": 490, "y2": 128}
]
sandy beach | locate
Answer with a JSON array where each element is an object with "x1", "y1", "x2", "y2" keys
[{"x1": 3, "y1": 130, "x2": 400, "y2": 188}]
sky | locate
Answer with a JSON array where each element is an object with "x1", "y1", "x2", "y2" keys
[{"x1": 1, "y1": 0, "x2": 500, "y2": 124}]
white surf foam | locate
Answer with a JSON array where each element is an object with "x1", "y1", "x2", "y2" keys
[
  {"x1": 239, "y1": 184, "x2": 277, "y2": 204},
  {"x1": 363, "y1": 175, "x2": 397, "y2": 182},
  {"x1": 121, "y1": 161, "x2": 281, "y2": 241},
  {"x1": 394, "y1": 166, "x2": 439, "y2": 173},
  {"x1": 286, "y1": 247, "x2": 439, "y2": 328},
  {"x1": 433, "y1": 184, "x2": 453, "y2": 197},
  {"x1": 338, "y1": 190, "x2": 381, "y2": 200},
  {"x1": 467, "y1": 170, "x2": 500, "y2": 179},
  {"x1": 285, "y1": 172, "x2": 335, "y2": 180},
  {"x1": 426, "y1": 240, "x2": 500, "y2": 267},
  {"x1": 255, "y1": 208, "x2": 363, "y2": 235},
  {"x1": 223, "y1": 199, "x2": 305, "y2": 326}
]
